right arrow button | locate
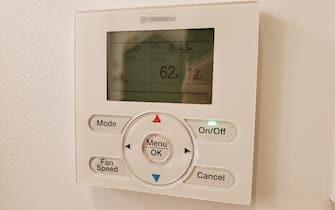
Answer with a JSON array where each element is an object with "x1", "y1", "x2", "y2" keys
[{"x1": 184, "y1": 148, "x2": 191, "y2": 154}]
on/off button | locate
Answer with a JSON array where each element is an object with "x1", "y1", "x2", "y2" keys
[
  {"x1": 185, "y1": 119, "x2": 237, "y2": 142},
  {"x1": 142, "y1": 133, "x2": 171, "y2": 164}
]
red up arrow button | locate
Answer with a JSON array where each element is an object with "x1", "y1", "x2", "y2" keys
[{"x1": 152, "y1": 114, "x2": 161, "y2": 123}]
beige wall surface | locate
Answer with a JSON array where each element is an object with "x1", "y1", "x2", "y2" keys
[{"x1": 0, "y1": 0, "x2": 334, "y2": 210}]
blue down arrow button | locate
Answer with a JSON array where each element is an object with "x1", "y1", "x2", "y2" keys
[{"x1": 152, "y1": 174, "x2": 160, "y2": 182}]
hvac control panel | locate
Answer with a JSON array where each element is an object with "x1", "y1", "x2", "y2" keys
[{"x1": 75, "y1": 2, "x2": 259, "y2": 205}]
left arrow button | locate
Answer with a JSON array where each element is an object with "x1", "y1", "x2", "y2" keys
[{"x1": 125, "y1": 144, "x2": 131, "y2": 149}]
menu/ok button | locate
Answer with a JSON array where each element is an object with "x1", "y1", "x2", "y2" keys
[
  {"x1": 142, "y1": 133, "x2": 171, "y2": 164},
  {"x1": 89, "y1": 115, "x2": 131, "y2": 134}
]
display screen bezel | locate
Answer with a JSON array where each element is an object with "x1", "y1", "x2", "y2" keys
[{"x1": 106, "y1": 28, "x2": 215, "y2": 104}]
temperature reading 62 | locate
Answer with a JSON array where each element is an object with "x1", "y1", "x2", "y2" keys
[{"x1": 160, "y1": 65, "x2": 179, "y2": 79}]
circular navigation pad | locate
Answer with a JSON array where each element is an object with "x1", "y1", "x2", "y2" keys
[{"x1": 123, "y1": 112, "x2": 194, "y2": 186}]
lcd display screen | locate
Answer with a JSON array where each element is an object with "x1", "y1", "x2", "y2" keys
[{"x1": 107, "y1": 28, "x2": 214, "y2": 104}]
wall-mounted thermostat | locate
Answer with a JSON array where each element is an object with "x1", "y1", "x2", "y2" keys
[{"x1": 75, "y1": 1, "x2": 259, "y2": 205}]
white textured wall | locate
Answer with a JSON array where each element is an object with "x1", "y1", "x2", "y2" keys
[{"x1": 1, "y1": 0, "x2": 335, "y2": 210}]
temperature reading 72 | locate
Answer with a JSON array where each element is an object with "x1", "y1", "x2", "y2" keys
[{"x1": 188, "y1": 68, "x2": 202, "y2": 80}]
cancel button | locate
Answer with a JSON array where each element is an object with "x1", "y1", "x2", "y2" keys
[{"x1": 185, "y1": 166, "x2": 235, "y2": 188}]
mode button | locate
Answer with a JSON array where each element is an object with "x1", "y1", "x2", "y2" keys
[{"x1": 89, "y1": 115, "x2": 131, "y2": 134}]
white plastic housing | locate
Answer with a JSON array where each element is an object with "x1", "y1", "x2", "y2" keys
[{"x1": 75, "y1": 2, "x2": 259, "y2": 205}]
